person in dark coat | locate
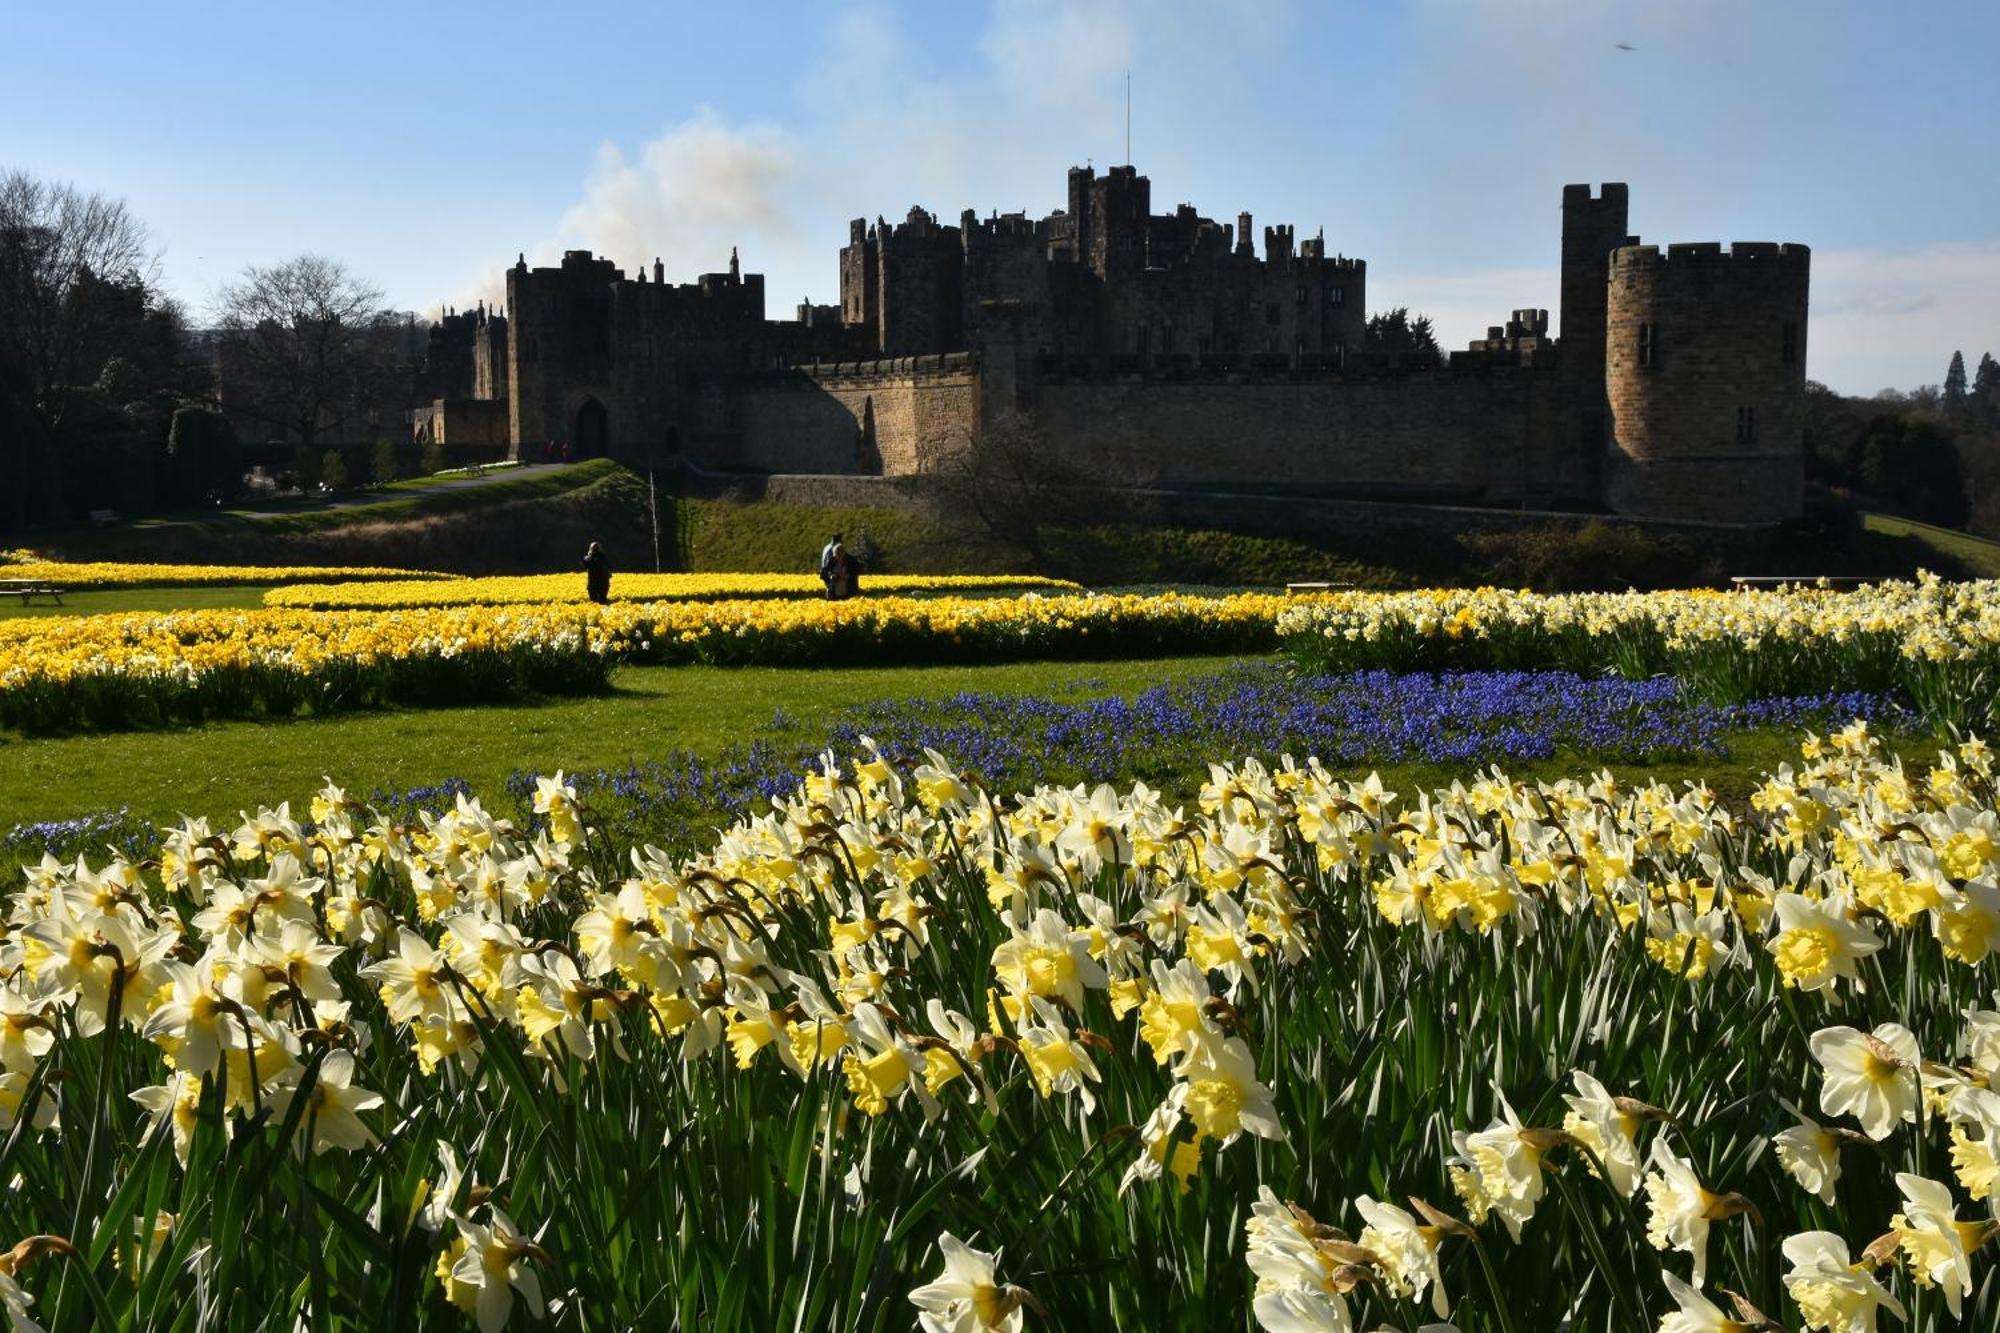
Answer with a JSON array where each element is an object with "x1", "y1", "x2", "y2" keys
[
  {"x1": 819, "y1": 532, "x2": 842, "y2": 599},
  {"x1": 583, "y1": 541, "x2": 611, "y2": 604}
]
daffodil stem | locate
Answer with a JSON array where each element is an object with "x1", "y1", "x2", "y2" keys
[
  {"x1": 1469, "y1": 1231, "x2": 1520, "y2": 1333},
  {"x1": 1550, "y1": 1165, "x2": 1641, "y2": 1331}
]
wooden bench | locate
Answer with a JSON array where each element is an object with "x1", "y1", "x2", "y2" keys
[
  {"x1": 0, "y1": 579, "x2": 64, "y2": 606},
  {"x1": 1285, "y1": 581, "x2": 1356, "y2": 593},
  {"x1": 1728, "y1": 575, "x2": 1875, "y2": 590}
]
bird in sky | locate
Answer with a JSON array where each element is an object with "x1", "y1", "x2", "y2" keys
[{"x1": 1614, "y1": 42, "x2": 1635, "y2": 51}]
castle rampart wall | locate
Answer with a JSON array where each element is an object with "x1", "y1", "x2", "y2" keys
[
  {"x1": 734, "y1": 356, "x2": 979, "y2": 476},
  {"x1": 1028, "y1": 367, "x2": 1577, "y2": 503}
]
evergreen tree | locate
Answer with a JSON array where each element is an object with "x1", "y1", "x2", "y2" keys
[
  {"x1": 1944, "y1": 350, "x2": 1970, "y2": 416},
  {"x1": 370, "y1": 437, "x2": 400, "y2": 487},
  {"x1": 1975, "y1": 352, "x2": 2000, "y2": 424},
  {"x1": 1363, "y1": 308, "x2": 1443, "y2": 368}
]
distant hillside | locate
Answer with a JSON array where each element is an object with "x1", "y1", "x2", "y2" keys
[
  {"x1": 1863, "y1": 513, "x2": 2000, "y2": 578},
  {"x1": 39, "y1": 461, "x2": 658, "y2": 575}
]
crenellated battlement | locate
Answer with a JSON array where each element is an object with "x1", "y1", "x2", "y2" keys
[
  {"x1": 1562, "y1": 182, "x2": 1630, "y2": 206},
  {"x1": 1611, "y1": 241, "x2": 1811, "y2": 270}
]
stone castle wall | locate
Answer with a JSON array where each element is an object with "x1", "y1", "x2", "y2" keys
[
  {"x1": 1028, "y1": 367, "x2": 1580, "y2": 503},
  {"x1": 722, "y1": 358, "x2": 1592, "y2": 509},
  {"x1": 735, "y1": 356, "x2": 979, "y2": 475}
]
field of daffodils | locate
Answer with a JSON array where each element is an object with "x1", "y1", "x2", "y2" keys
[{"x1": 4, "y1": 723, "x2": 2000, "y2": 1329}]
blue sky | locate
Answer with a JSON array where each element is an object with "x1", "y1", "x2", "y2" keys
[{"x1": 5, "y1": 0, "x2": 1995, "y2": 395}]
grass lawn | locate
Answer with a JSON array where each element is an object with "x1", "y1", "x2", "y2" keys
[
  {"x1": 1865, "y1": 512, "x2": 2000, "y2": 577},
  {"x1": 0, "y1": 649, "x2": 1927, "y2": 833},
  {"x1": 0, "y1": 584, "x2": 278, "y2": 619},
  {"x1": 0, "y1": 656, "x2": 1250, "y2": 826}
]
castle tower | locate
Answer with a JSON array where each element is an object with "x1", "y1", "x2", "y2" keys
[
  {"x1": 1087, "y1": 166, "x2": 1150, "y2": 278},
  {"x1": 1560, "y1": 183, "x2": 1631, "y2": 415},
  {"x1": 871, "y1": 207, "x2": 965, "y2": 355},
  {"x1": 839, "y1": 219, "x2": 881, "y2": 341},
  {"x1": 1603, "y1": 241, "x2": 1810, "y2": 523}
]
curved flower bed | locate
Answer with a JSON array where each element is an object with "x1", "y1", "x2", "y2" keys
[
  {"x1": 0, "y1": 593, "x2": 1291, "y2": 732},
  {"x1": 1281, "y1": 573, "x2": 2000, "y2": 729},
  {"x1": 263, "y1": 571, "x2": 1082, "y2": 608},
  {"x1": 1, "y1": 558, "x2": 447, "y2": 588}
]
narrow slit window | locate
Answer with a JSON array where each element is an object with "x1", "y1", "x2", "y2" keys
[{"x1": 1736, "y1": 406, "x2": 1758, "y2": 443}]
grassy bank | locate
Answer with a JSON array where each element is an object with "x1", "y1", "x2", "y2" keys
[
  {"x1": 675, "y1": 495, "x2": 1411, "y2": 586},
  {"x1": 0, "y1": 584, "x2": 276, "y2": 618},
  {"x1": 0, "y1": 652, "x2": 1924, "y2": 833},
  {"x1": 0, "y1": 656, "x2": 1249, "y2": 825},
  {"x1": 1865, "y1": 510, "x2": 2000, "y2": 577}
]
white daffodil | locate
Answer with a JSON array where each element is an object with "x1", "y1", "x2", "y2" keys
[
  {"x1": 1773, "y1": 1109, "x2": 1846, "y2": 1205},
  {"x1": 1781, "y1": 1229, "x2": 1904, "y2": 1333},
  {"x1": 1654, "y1": 1271, "x2": 1742, "y2": 1332},
  {"x1": 1766, "y1": 892, "x2": 1880, "y2": 992},
  {"x1": 1642, "y1": 1139, "x2": 1728, "y2": 1288},
  {"x1": 1355, "y1": 1195, "x2": 1448, "y2": 1318},
  {"x1": 1561, "y1": 1069, "x2": 1647, "y2": 1197},
  {"x1": 1447, "y1": 1096, "x2": 1546, "y2": 1241},
  {"x1": 1809, "y1": 1023, "x2": 1921, "y2": 1140},
  {"x1": 908, "y1": 1231, "x2": 1024, "y2": 1333},
  {"x1": 448, "y1": 1207, "x2": 548, "y2": 1333},
  {"x1": 1891, "y1": 1172, "x2": 1981, "y2": 1318}
]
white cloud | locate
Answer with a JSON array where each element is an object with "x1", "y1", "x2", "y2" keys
[
  {"x1": 452, "y1": 0, "x2": 1278, "y2": 313},
  {"x1": 449, "y1": 1, "x2": 1995, "y2": 401},
  {"x1": 1810, "y1": 241, "x2": 2000, "y2": 395}
]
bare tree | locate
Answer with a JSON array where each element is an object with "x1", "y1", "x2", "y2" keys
[
  {"x1": 0, "y1": 168, "x2": 158, "y2": 425},
  {"x1": 930, "y1": 413, "x2": 1158, "y2": 570},
  {"x1": 211, "y1": 254, "x2": 398, "y2": 448}
]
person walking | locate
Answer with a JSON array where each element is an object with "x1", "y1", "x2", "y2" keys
[
  {"x1": 819, "y1": 532, "x2": 843, "y2": 599},
  {"x1": 583, "y1": 541, "x2": 612, "y2": 604}
]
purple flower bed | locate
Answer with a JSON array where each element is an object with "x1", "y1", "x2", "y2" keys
[
  {"x1": 506, "y1": 665, "x2": 1894, "y2": 847},
  {"x1": 5, "y1": 666, "x2": 1898, "y2": 866}
]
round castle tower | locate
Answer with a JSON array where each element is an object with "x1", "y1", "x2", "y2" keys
[{"x1": 1603, "y1": 241, "x2": 1809, "y2": 523}]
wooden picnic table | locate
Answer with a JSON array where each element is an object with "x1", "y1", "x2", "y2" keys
[
  {"x1": 0, "y1": 578, "x2": 65, "y2": 605},
  {"x1": 1285, "y1": 581, "x2": 1356, "y2": 593}
]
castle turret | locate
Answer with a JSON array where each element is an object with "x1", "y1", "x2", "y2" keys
[{"x1": 1603, "y1": 241, "x2": 1810, "y2": 523}]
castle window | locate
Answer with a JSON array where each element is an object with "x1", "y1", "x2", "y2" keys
[
  {"x1": 1329, "y1": 285, "x2": 1345, "y2": 307},
  {"x1": 1782, "y1": 320, "x2": 1799, "y2": 365},
  {"x1": 1637, "y1": 322, "x2": 1657, "y2": 368},
  {"x1": 1736, "y1": 406, "x2": 1758, "y2": 444},
  {"x1": 1295, "y1": 285, "x2": 1307, "y2": 304},
  {"x1": 1265, "y1": 302, "x2": 1280, "y2": 325}
]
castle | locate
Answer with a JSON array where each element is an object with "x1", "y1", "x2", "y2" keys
[{"x1": 413, "y1": 166, "x2": 1810, "y2": 526}]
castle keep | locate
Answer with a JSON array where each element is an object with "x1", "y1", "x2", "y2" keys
[{"x1": 415, "y1": 166, "x2": 1809, "y2": 526}]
